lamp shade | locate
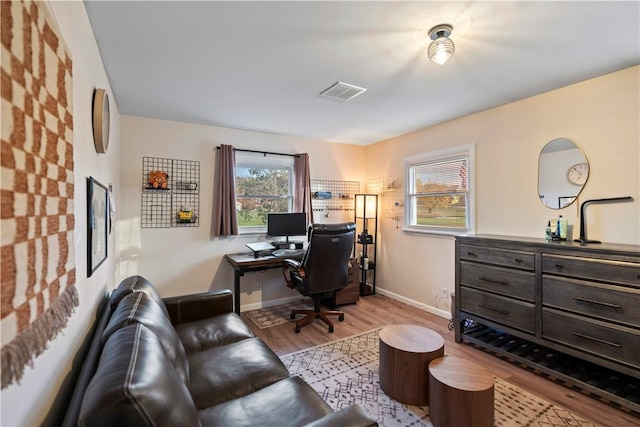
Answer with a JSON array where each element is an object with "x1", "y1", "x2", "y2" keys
[
  {"x1": 427, "y1": 24, "x2": 455, "y2": 65},
  {"x1": 428, "y1": 37, "x2": 455, "y2": 65},
  {"x1": 355, "y1": 194, "x2": 377, "y2": 219}
]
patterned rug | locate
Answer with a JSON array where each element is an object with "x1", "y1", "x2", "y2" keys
[
  {"x1": 1, "y1": 0, "x2": 77, "y2": 390},
  {"x1": 279, "y1": 329, "x2": 599, "y2": 427},
  {"x1": 244, "y1": 299, "x2": 314, "y2": 329}
]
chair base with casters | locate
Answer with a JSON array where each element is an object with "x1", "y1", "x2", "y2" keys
[{"x1": 290, "y1": 298, "x2": 344, "y2": 333}]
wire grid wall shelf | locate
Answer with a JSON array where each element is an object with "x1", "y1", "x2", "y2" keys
[
  {"x1": 310, "y1": 179, "x2": 360, "y2": 213},
  {"x1": 367, "y1": 176, "x2": 403, "y2": 219},
  {"x1": 141, "y1": 156, "x2": 200, "y2": 228}
]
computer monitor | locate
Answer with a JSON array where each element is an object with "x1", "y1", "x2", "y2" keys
[{"x1": 267, "y1": 212, "x2": 307, "y2": 243}]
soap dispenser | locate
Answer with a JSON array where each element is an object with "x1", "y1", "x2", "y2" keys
[
  {"x1": 545, "y1": 221, "x2": 552, "y2": 241},
  {"x1": 556, "y1": 215, "x2": 562, "y2": 239}
]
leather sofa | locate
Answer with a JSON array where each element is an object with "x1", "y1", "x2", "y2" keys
[{"x1": 62, "y1": 275, "x2": 377, "y2": 427}]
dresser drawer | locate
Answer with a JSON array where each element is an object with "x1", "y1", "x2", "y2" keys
[
  {"x1": 460, "y1": 287, "x2": 535, "y2": 334},
  {"x1": 461, "y1": 262, "x2": 535, "y2": 301},
  {"x1": 459, "y1": 245, "x2": 534, "y2": 271},
  {"x1": 542, "y1": 255, "x2": 640, "y2": 287},
  {"x1": 542, "y1": 277, "x2": 640, "y2": 328},
  {"x1": 543, "y1": 308, "x2": 640, "y2": 370}
]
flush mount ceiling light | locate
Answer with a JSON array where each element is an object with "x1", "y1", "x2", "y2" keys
[{"x1": 427, "y1": 24, "x2": 455, "y2": 65}]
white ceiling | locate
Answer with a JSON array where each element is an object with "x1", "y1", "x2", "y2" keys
[{"x1": 84, "y1": 1, "x2": 640, "y2": 146}]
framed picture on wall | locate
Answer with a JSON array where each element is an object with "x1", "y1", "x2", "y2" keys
[{"x1": 87, "y1": 176, "x2": 108, "y2": 276}]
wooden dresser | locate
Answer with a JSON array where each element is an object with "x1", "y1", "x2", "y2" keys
[{"x1": 454, "y1": 234, "x2": 640, "y2": 412}]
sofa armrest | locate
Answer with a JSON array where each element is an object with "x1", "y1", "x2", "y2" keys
[
  {"x1": 302, "y1": 405, "x2": 378, "y2": 427},
  {"x1": 163, "y1": 289, "x2": 233, "y2": 325}
]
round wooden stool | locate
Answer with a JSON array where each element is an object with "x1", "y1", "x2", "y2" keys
[
  {"x1": 428, "y1": 355, "x2": 494, "y2": 427},
  {"x1": 379, "y1": 324, "x2": 444, "y2": 406}
]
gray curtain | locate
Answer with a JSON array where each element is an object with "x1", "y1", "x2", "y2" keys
[
  {"x1": 294, "y1": 153, "x2": 314, "y2": 226},
  {"x1": 213, "y1": 144, "x2": 238, "y2": 236}
]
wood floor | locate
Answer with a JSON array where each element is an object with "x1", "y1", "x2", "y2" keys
[{"x1": 242, "y1": 294, "x2": 640, "y2": 427}]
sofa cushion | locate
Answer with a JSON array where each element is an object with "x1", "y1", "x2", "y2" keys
[
  {"x1": 198, "y1": 376, "x2": 332, "y2": 427},
  {"x1": 79, "y1": 324, "x2": 201, "y2": 427},
  {"x1": 103, "y1": 291, "x2": 190, "y2": 384},
  {"x1": 175, "y1": 312, "x2": 254, "y2": 353},
  {"x1": 110, "y1": 275, "x2": 169, "y2": 318},
  {"x1": 187, "y1": 337, "x2": 290, "y2": 409}
]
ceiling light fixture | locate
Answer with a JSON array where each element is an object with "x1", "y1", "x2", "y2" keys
[{"x1": 427, "y1": 24, "x2": 455, "y2": 65}]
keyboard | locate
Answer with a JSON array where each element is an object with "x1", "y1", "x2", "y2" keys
[{"x1": 272, "y1": 248, "x2": 305, "y2": 258}]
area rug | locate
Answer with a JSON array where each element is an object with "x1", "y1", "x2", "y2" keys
[
  {"x1": 244, "y1": 299, "x2": 313, "y2": 329},
  {"x1": 279, "y1": 329, "x2": 599, "y2": 427}
]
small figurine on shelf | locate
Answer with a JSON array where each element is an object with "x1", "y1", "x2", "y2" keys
[
  {"x1": 148, "y1": 170, "x2": 169, "y2": 189},
  {"x1": 177, "y1": 206, "x2": 196, "y2": 223}
]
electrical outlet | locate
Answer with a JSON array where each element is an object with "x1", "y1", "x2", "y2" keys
[
  {"x1": 441, "y1": 287, "x2": 448, "y2": 298},
  {"x1": 256, "y1": 281, "x2": 263, "y2": 291}
]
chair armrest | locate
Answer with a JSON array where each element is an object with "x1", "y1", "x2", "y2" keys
[
  {"x1": 163, "y1": 289, "x2": 233, "y2": 325},
  {"x1": 302, "y1": 405, "x2": 378, "y2": 427},
  {"x1": 282, "y1": 259, "x2": 305, "y2": 289}
]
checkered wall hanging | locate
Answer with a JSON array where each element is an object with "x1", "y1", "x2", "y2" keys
[{"x1": 1, "y1": 0, "x2": 77, "y2": 389}]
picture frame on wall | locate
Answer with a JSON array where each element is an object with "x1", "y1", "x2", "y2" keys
[{"x1": 87, "y1": 176, "x2": 108, "y2": 277}]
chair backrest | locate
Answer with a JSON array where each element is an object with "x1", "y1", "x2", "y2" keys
[{"x1": 301, "y1": 222, "x2": 356, "y2": 295}]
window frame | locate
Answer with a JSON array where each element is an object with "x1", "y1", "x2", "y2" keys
[
  {"x1": 235, "y1": 152, "x2": 295, "y2": 234},
  {"x1": 403, "y1": 144, "x2": 475, "y2": 236}
]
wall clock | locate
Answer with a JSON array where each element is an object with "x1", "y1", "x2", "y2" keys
[
  {"x1": 92, "y1": 88, "x2": 110, "y2": 153},
  {"x1": 567, "y1": 162, "x2": 589, "y2": 186}
]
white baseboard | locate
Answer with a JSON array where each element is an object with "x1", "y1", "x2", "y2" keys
[
  {"x1": 376, "y1": 288, "x2": 451, "y2": 320},
  {"x1": 241, "y1": 288, "x2": 451, "y2": 320}
]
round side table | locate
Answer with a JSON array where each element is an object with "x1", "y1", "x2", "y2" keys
[
  {"x1": 428, "y1": 355, "x2": 494, "y2": 427},
  {"x1": 378, "y1": 324, "x2": 444, "y2": 406}
]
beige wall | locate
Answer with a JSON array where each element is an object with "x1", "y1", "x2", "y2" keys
[
  {"x1": 365, "y1": 66, "x2": 640, "y2": 315},
  {"x1": 118, "y1": 116, "x2": 366, "y2": 306},
  {"x1": 1, "y1": 2, "x2": 122, "y2": 426}
]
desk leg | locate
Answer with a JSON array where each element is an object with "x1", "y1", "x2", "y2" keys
[{"x1": 234, "y1": 270, "x2": 243, "y2": 314}]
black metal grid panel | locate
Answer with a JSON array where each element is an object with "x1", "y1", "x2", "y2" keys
[
  {"x1": 368, "y1": 176, "x2": 403, "y2": 219},
  {"x1": 310, "y1": 179, "x2": 359, "y2": 213},
  {"x1": 140, "y1": 157, "x2": 200, "y2": 228},
  {"x1": 172, "y1": 158, "x2": 200, "y2": 227},
  {"x1": 172, "y1": 158, "x2": 200, "y2": 194},
  {"x1": 142, "y1": 157, "x2": 173, "y2": 190},
  {"x1": 173, "y1": 193, "x2": 199, "y2": 227},
  {"x1": 141, "y1": 192, "x2": 172, "y2": 228}
]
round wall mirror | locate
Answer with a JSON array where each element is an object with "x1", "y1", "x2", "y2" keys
[{"x1": 538, "y1": 138, "x2": 589, "y2": 209}]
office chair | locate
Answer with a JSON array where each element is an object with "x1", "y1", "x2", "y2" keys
[{"x1": 282, "y1": 222, "x2": 356, "y2": 333}]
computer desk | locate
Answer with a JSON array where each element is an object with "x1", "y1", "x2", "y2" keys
[{"x1": 224, "y1": 251, "x2": 304, "y2": 314}]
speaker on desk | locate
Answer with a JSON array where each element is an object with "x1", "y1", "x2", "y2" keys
[{"x1": 295, "y1": 242, "x2": 303, "y2": 249}]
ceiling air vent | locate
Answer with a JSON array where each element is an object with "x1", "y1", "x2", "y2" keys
[{"x1": 319, "y1": 81, "x2": 367, "y2": 102}]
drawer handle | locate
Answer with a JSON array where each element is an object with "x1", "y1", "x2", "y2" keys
[
  {"x1": 572, "y1": 296, "x2": 622, "y2": 309},
  {"x1": 467, "y1": 251, "x2": 477, "y2": 257},
  {"x1": 555, "y1": 264, "x2": 562, "y2": 270},
  {"x1": 572, "y1": 332, "x2": 622, "y2": 348},
  {"x1": 478, "y1": 304, "x2": 508, "y2": 315},
  {"x1": 479, "y1": 276, "x2": 509, "y2": 286},
  {"x1": 514, "y1": 258, "x2": 522, "y2": 263}
]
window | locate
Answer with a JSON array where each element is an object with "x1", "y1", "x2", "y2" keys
[
  {"x1": 235, "y1": 153, "x2": 294, "y2": 231},
  {"x1": 404, "y1": 144, "x2": 474, "y2": 234}
]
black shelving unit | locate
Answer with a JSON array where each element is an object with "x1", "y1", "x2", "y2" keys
[{"x1": 354, "y1": 194, "x2": 377, "y2": 296}]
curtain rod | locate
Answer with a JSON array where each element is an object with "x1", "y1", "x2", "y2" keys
[{"x1": 216, "y1": 146, "x2": 300, "y2": 158}]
